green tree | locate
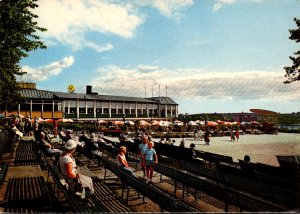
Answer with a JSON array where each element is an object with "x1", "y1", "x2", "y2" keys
[
  {"x1": 284, "y1": 18, "x2": 300, "y2": 84},
  {"x1": 0, "y1": 0, "x2": 46, "y2": 112}
]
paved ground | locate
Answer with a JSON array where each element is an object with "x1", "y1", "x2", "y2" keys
[{"x1": 106, "y1": 133, "x2": 300, "y2": 166}]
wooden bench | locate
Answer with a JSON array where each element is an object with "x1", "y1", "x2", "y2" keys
[
  {"x1": 101, "y1": 156, "x2": 197, "y2": 212},
  {"x1": 43, "y1": 150, "x2": 131, "y2": 213},
  {"x1": 2, "y1": 176, "x2": 53, "y2": 213},
  {"x1": 0, "y1": 162, "x2": 9, "y2": 188},
  {"x1": 154, "y1": 162, "x2": 288, "y2": 212},
  {"x1": 184, "y1": 160, "x2": 299, "y2": 209},
  {"x1": 14, "y1": 140, "x2": 39, "y2": 166}
]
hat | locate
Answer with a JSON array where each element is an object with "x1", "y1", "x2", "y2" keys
[
  {"x1": 65, "y1": 139, "x2": 77, "y2": 150},
  {"x1": 66, "y1": 129, "x2": 72, "y2": 134},
  {"x1": 190, "y1": 143, "x2": 195, "y2": 148}
]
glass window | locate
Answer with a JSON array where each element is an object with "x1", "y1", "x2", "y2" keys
[
  {"x1": 103, "y1": 108, "x2": 109, "y2": 113},
  {"x1": 79, "y1": 108, "x2": 86, "y2": 113},
  {"x1": 70, "y1": 108, "x2": 76, "y2": 113}
]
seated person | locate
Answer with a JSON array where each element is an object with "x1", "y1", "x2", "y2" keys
[
  {"x1": 59, "y1": 139, "x2": 94, "y2": 198},
  {"x1": 187, "y1": 143, "x2": 203, "y2": 164},
  {"x1": 78, "y1": 130, "x2": 89, "y2": 143},
  {"x1": 240, "y1": 155, "x2": 255, "y2": 178},
  {"x1": 40, "y1": 132, "x2": 62, "y2": 155},
  {"x1": 59, "y1": 129, "x2": 73, "y2": 144},
  {"x1": 116, "y1": 146, "x2": 136, "y2": 177},
  {"x1": 158, "y1": 137, "x2": 164, "y2": 144}
]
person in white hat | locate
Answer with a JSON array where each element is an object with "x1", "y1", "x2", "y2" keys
[{"x1": 59, "y1": 139, "x2": 94, "y2": 197}]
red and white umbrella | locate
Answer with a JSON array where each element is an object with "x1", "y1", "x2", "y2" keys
[
  {"x1": 207, "y1": 121, "x2": 218, "y2": 126},
  {"x1": 224, "y1": 121, "x2": 233, "y2": 126},
  {"x1": 195, "y1": 120, "x2": 205, "y2": 125},
  {"x1": 57, "y1": 118, "x2": 74, "y2": 123},
  {"x1": 125, "y1": 120, "x2": 135, "y2": 126},
  {"x1": 139, "y1": 120, "x2": 150, "y2": 126},
  {"x1": 45, "y1": 118, "x2": 55, "y2": 123},
  {"x1": 32, "y1": 117, "x2": 45, "y2": 123},
  {"x1": 173, "y1": 120, "x2": 184, "y2": 126},
  {"x1": 188, "y1": 121, "x2": 197, "y2": 126},
  {"x1": 111, "y1": 121, "x2": 124, "y2": 126},
  {"x1": 98, "y1": 119, "x2": 107, "y2": 124}
]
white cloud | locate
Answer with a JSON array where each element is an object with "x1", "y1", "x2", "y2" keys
[
  {"x1": 213, "y1": 0, "x2": 236, "y2": 12},
  {"x1": 19, "y1": 56, "x2": 74, "y2": 82},
  {"x1": 90, "y1": 65, "x2": 300, "y2": 102},
  {"x1": 137, "y1": 0, "x2": 194, "y2": 19},
  {"x1": 151, "y1": 0, "x2": 194, "y2": 17},
  {"x1": 35, "y1": 0, "x2": 143, "y2": 51}
]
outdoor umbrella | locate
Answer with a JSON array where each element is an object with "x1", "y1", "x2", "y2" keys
[
  {"x1": 139, "y1": 120, "x2": 150, "y2": 126},
  {"x1": 45, "y1": 118, "x2": 54, "y2": 123},
  {"x1": 57, "y1": 118, "x2": 74, "y2": 123},
  {"x1": 125, "y1": 120, "x2": 135, "y2": 126},
  {"x1": 98, "y1": 119, "x2": 107, "y2": 124},
  {"x1": 112, "y1": 121, "x2": 124, "y2": 126},
  {"x1": 32, "y1": 117, "x2": 45, "y2": 123},
  {"x1": 188, "y1": 121, "x2": 197, "y2": 126},
  {"x1": 195, "y1": 120, "x2": 205, "y2": 125},
  {"x1": 207, "y1": 121, "x2": 218, "y2": 126},
  {"x1": 173, "y1": 120, "x2": 183, "y2": 126}
]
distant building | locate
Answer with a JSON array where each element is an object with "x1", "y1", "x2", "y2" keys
[{"x1": 2, "y1": 82, "x2": 178, "y2": 121}]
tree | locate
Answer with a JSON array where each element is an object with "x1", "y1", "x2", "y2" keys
[
  {"x1": 0, "y1": 0, "x2": 46, "y2": 112},
  {"x1": 284, "y1": 18, "x2": 300, "y2": 84}
]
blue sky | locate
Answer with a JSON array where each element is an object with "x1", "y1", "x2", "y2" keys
[{"x1": 19, "y1": 0, "x2": 300, "y2": 114}]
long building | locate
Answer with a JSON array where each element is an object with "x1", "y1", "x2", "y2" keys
[{"x1": 2, "y1": 82, "x2": 179, "y2": 121}]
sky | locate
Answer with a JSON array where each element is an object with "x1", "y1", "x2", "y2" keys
[{"x1": 19, "y1": 0, "x2": 300, "y2": 114}]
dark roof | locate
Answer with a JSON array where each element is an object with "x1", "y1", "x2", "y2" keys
[
  {"x1": 147, "y1": 97, "x2": 178, "y2": 105},
  {"x1": 53, "y1": 92, "x2": 98, "y2": 100},
  {"x1": 19, "y1": 89, "x2": 55, "y2": 99},
  {"x1": 53, "y1": 92, "x2": 157, "y2": 103}
]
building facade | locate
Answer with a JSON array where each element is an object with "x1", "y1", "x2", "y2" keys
[{"x1": 2, "y1": 83, "x2": 179, "y2": 121}]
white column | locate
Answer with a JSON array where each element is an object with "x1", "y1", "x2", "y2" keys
[
  {"x1": 94, "y1": 100, "x2": 96, "y2": 118},
  {"x1": 109, "y1": 101, "x2": 111, "y2": 118},
  {"x1": 76, "y1": 99, "x2": 79, "y2": 119},
  {"x1": 135, "y1": 102, "x2": 137, "y2": 118}
]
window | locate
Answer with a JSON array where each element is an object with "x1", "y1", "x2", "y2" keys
[
  {"x1": 70, "y1": 108, "x2": 76, "y2": 113},
  {"x1": 32, "y1": 104, "x2": 42, "y2": 111},
  {"x1": 79, "y1": 108, "x2": 86, "y2": 113},
  {"x1": 43, "y1": 104, "x2": 52, "y2": 111},
  {"x1": 103, "y1": 108, "x2": 109, "y2": 113}
]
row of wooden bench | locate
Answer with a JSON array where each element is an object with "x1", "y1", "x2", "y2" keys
[
  {"x1": 41, "y1": 149, "x2": 132, "y2": 213},
  {"x1": 107, "y1": 138, "x2": 299, "y2": 211},
  {"x1": 101, "y1": 156, "x2": 198, "y2": 212},
  {"x1": 153, "y1": 162, "x2": 289, "y2": 212}
]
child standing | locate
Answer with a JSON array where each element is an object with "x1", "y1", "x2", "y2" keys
[{"x1": 144, "y1": 141, "x2": 158, "y2": 183}]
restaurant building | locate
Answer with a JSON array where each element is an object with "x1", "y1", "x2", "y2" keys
[{"x1": 3, "y1": 82, "x2": 179, "y2": 121}]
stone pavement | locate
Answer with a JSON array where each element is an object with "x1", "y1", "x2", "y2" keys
[{"x1": 106, "y1": 132, "x2": 300, "y2": 166}]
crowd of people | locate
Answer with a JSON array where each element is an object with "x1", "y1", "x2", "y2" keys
[{"x1": 4, "y1": 115, "x2": 256, "y2": 200}]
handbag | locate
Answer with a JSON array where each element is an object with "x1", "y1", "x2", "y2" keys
[{"x1": 67, "y1": 178, "x2": 83, "y2": 195}]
